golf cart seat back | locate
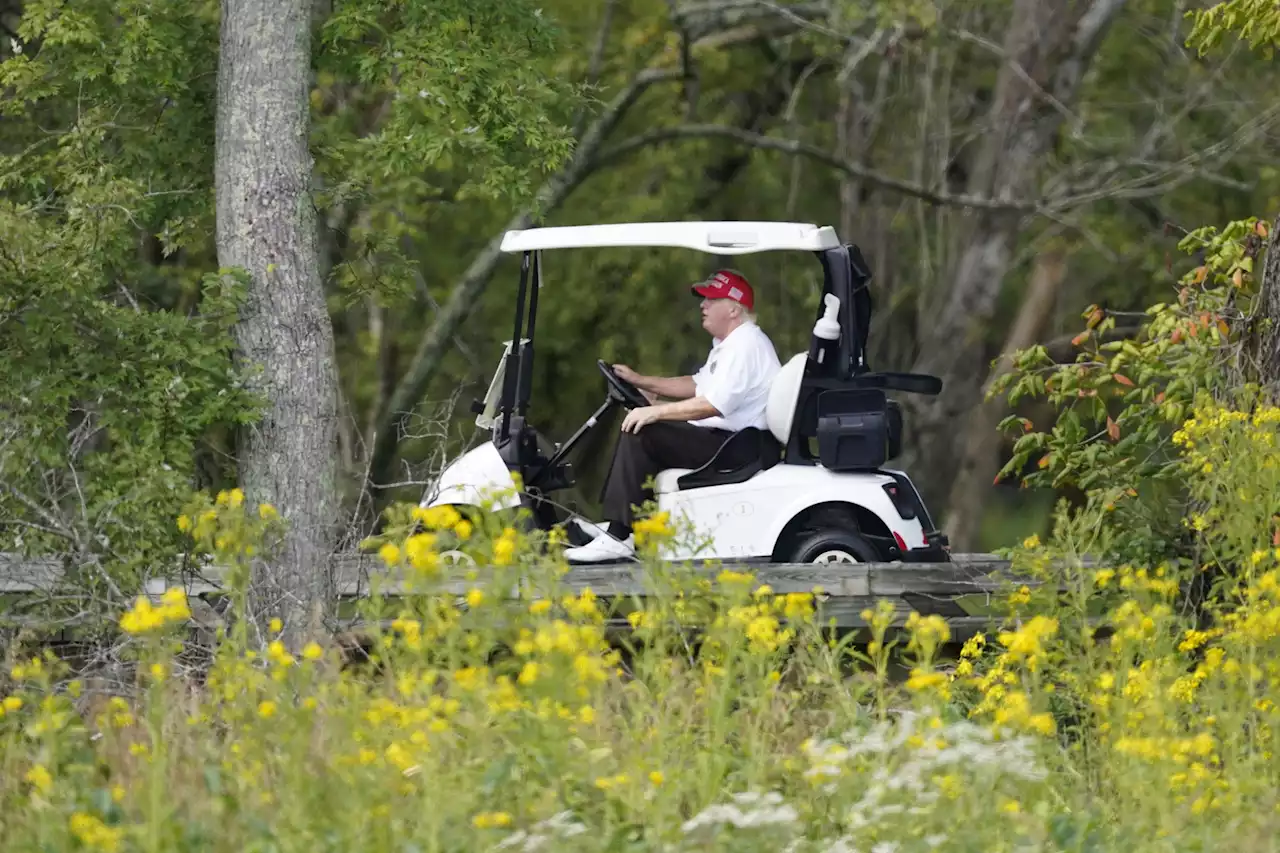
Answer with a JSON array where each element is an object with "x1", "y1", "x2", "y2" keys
[{"x1": 776, "y1": 243, "x2": 937, "y2": 471}]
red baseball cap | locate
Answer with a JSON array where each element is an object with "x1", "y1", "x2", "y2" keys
[{"x1": 691, "y1": 269, "x2": 754, "y2": 311}]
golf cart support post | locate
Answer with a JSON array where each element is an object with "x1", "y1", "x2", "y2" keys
[{"x1": 438, "y1": 221, "x2": 952, "y2": 564}]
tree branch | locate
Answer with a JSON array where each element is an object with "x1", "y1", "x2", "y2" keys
[
  {"x1": 571, "y1": 0, "x2": 620, "y2": 139},
  {"x1": 596, "y1": 123, "x2": 1047, "y2": 212}
]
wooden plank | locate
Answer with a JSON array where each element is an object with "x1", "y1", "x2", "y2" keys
[
  {"x1": 0, "y1": 553, "x2": 64, "y2": 593},
  {"x1": 0, "y1": 551, "x2": 1067, "y2": 633}
]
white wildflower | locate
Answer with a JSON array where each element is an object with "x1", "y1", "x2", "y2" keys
[
  {"x1": 494, "y1": 811, "x2": 586, "y2": 852},
  {"x1": 681, "y1": 791, "x2": 798, "y2": 834},
  {"x1": 924, "y1": 834, "x2": 948, "y2": 848},
  {"x1": 825, "y1": 839, "x2": 860, "y2": 853},
  {"x1": 10, "y1": 38, "x2": 22, "y2": 55}
]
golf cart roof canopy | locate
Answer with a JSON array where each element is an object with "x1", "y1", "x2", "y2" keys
[{"x1": 500, "y1": 221, "x2": 841, "y2": 255}]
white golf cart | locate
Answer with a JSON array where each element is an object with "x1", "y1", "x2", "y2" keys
[{"x1": 421, "y1": 221, "x2": 951, "y2": 565}]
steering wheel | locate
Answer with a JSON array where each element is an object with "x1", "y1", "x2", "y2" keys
[{"x1": 597, "y1": 359, "x2": 651, "y2": 409}]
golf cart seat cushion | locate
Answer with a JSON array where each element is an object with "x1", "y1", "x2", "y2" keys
[
  {"x1": 654, "y1": 468, "x2": 693, "y2": 494},
  {"x1": 765, "y1": 353, "x2": 806, "y2": 443},
  {"x1": 667, "y1": 426, "x2": 781, "y2": 491}
]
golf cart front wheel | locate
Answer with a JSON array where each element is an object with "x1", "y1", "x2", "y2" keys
[{"x1": 788, "y1": 530, "x2": 879, "y2": 564}]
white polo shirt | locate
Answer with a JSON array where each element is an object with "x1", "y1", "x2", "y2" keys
[{"x1": 689, "y1": 321, "x2": 781, "y2": 432}]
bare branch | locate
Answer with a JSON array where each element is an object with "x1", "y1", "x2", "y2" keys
[
  {"x1": 586, "y1": 0, "x2": 618, "y2": 86},
  {"x1": 596, "y1": 123, "x2": 1047, "y2": 212},
  {"x1": 571, "y1": 0, "x2": 620, "y2": 139},
  {"x1": 951, "y1": 27, "x2": 1081, "y2": 131}
]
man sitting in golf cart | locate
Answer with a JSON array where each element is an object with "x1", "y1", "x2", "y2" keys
[{"x1": 564, "y1": 269, "x2": 781, "y2": 562}]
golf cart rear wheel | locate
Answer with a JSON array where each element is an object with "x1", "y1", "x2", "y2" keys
[{"x1": 788, "y1": 530, "x2": 879, "y2": 564}]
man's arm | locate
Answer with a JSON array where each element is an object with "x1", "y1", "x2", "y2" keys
[
  {"x1": 643, "y1": 375, "x2": 697, "y2": 399},
  {"x1": 613, "y1": 364, "x2": 696, "y2": 400},
  {"x1": 620, "y1": 396, "x2": 719, "y2": 433}
]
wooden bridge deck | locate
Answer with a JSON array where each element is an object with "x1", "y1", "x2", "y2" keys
[{"x1": 1, "y1": 552, "x2": 1049, "y2": 637}]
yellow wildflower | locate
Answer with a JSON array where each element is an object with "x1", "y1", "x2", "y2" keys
[
  {"x1": 472, "y1": 811, "x2": 513, "y2": 829},
  {"x1": 404, "y1": 533, "x2": 438, "y2": 572},
  {"x1": 267, "y1": 640, "x2": 295, "y2": 667},
  {"x1": 960, "y1": 632, "x2": 986, "y2": 658},
  {"x1": 25, "y1": 764, "x2": 53, "y2": 793},
  {"x1": 518, "y1": 661, "x2": 540, "y2": 686},
  {"x1": 176, "y1": 514, "x2": 192, "y2": 533},
  {"x1": 379, "y1": 543, "x2": 402, "y2": 567},
  {"x1": 998, "y1": 616, "x2": 1058, "y2": 671},
  {"x1": 258, "y1": 700, "x2": 277, "y2": 718},
  {"x1": 258, "y1": 503, "x2": 279, "y2": 521},
  {"x1": 302, "y1": 642, "x2": 323, "y2": 661},
  {"x1": 717, "y1": 569, "x2": 754, "y2": 587},
  {"x1": 633, "y1": 511, "x2": 672, "y2": 545},
  {"x1": 120, "y1": 589, "x2": 191, "y2": 635},
  {"x1": 69, "y1": 812, "x2": 123, "y2": 852},
  {"x1": 780, "y1": 592, "x2": 815, "y2": 621},
  {"x1": 414, "y1": 504, "x2": 462, "y2": 530},
  {"x1": 649, "y1": 770, "x2": 664, "y2": 786},
  {"x1": 906, "y1": 668, "x2": 950, "y2": 698},
  {"x1": 3, "y1": 696, "x2": 23, "y2": 713}
]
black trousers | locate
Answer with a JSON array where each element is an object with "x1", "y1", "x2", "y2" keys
[{"x1": 601, "y1": 422, "x2": 752, "y2": 527}]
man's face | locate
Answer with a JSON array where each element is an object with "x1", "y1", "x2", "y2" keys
[{"x1": 700, "y1": 297, "x2": 739, "y2": 338}]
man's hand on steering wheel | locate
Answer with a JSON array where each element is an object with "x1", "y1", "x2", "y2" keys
[
  {"x1": 597, "y1": 360, "x2": 652, "y2": 409},
  {"x1": 613, "y1": 364, "x2": 657, "y2": 403}
]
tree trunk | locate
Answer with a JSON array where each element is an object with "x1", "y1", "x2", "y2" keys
[
  {"x1": 942, "y1": 247, "x2": 1067, "y2": 550},
  {"x1": 898, "y1": 0, "x2": 1126, "y2": 515},
  {"x1": 215, "y1": 0, "x2": 338, "y2": 643},
  {"x1": 1252, "y1": 213, "x2": 1280, "y2": 391}
]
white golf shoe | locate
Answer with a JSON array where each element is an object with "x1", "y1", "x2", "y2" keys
[
  {"x1": 564, "y1": 533, "x2": 635, "y2": 563},
  {"x1": 568, "y1": 517, "x2": 610, "y2": 541}
]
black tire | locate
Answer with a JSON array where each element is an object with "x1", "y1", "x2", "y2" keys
[{"x1": 787, "y1": 529, "x2": 881, "y2": 564}]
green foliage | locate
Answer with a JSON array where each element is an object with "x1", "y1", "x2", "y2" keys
[
  {"x1": 0, "y1": 1, "x2": 256, "y2": 589},
  {"x1": 1188, "y1": 0, "x2": 1280, "y2": 55},
  {"x1": 992, "y1": 216, "x2": 1272, "y2": 563},
  {"x1": 313, "y1": 0, "x2": 580, "y2": 305},
  {"x1": 0, "y1": 0, "x2": 582, "y2": 602}
]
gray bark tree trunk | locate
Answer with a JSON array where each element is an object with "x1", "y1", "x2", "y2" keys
[
  {"x1": 1252, "y1": 214, "x2": 1280, "y2": 391},
  {"x1": 215, "y1": 0, "x2": 338, "y2": 642},
  {"x1": 898, "y1": 0, "x2": 1126, "y2": 516}
]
